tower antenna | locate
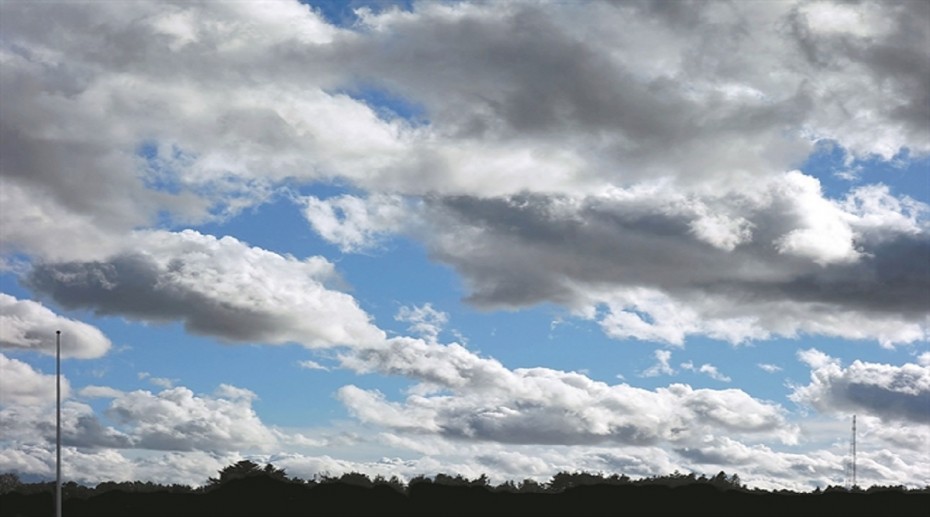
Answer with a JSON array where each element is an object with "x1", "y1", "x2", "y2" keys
[{"x1": 845, "y1": 414, "x2": 857, "y2": 490}]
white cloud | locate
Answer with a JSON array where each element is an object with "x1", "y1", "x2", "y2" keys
[
  {"x1": 918, "y1": 352, "x2": 930, "y2": 367},
  {"x1": 843, "y1": 184, "x2": 927, "y2": 238},
  {"x1": 395, "y1": 303, "x2": 448, "y2": 343},
  {"x1": 0, "y1": 293, "x2": 112, "y2": 359},
  {"x1": 108, "y1": 385, "x2": 278, "y2": 452},
  {"x1": 2, "y1": 376, "x2": 285, "y2": 455},
  {"x1": 757, "y1": 363, "x2": 783, "y2": 373},
  {"x1": 771, "y1": 171, "x2": 859, "y2": 265},
  {"x1": 0, "y1": 353, "x2": 69, "y2": 407},
  {"x1": 138, "y1": 372, "x2": 177, "y2": 389},
  {"x1": 792, "y1": 350, "x2": 930, "y2": 424},
  {"x1": 27, "y1": 230, "x2": 385, "y2": 348},
  {"x1": 339, "y1": 336, "x2": 511, "y2": 391},
  {"x1": 337, "y1": 338, "x2": 795, "y2": 447},
  {"x1": 79, "y1": 385, "x2": 125, "y2": 399},
  {"x1": 796, "y1": 348, "x2": 841, "y2": 370},
  {"x1": 302, "y1": 194, "x2": 407, "y2": 252},
  {"x1": 681, "y1": 362, "x2": 732, "y2": 383},
  {"x1": 1, "y1": 397, "x2": 130, "y2": 449},
  {"x1": 297, "y1": 360, "x2": 330, "y2": 371},
  {"x1": 641, "y1": 350, "x2": 675, "y2": 377}
]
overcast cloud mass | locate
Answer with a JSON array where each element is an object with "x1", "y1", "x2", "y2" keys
[{"x1": 0, "y1": 0, "x2": 927, "y2": 491}]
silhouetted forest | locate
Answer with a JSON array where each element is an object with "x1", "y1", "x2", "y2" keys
[{"x1": 1, "y1": 461, "x2": 927, "y2": 516}]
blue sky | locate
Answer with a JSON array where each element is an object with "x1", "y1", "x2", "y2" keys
[{"x1": 1, "y1": 0, "x2": 928, "y2": 490}]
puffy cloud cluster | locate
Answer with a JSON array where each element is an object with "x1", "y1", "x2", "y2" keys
[
  {"x1": 106, "y1": 385, "x2": 279, "y2": 453},
  {"x1": 1, "y1": 400, "x2": 131, "y2": 450},
  {"x1": 302, "y1": 194, "x2": 408, "y2": 253},
  {"x1": 0, "y1": 293, "x2": 111, "y2": 358},
  {"x1": 422, "y1": 175, "x2": 929, "y2": 346},
  {"x1": 0, "y1": 353, "x2": 69, "y2": 407},
  {"x1": 2, "y1": 370, "x2": 280, "y2": 454},
  {"x1": 791, "y1": 349, "x2": 930, "y2": 424},
  {"x1": 26, "y1": 230, "x2": 385, "y2": 348},
  {"x1": 338, "y1": 337, "x2": 795, "y2": 447}
]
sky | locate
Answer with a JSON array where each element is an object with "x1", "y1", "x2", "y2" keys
[{"x1": 0, "y1": 0, "x2": 928, "y2": 491}]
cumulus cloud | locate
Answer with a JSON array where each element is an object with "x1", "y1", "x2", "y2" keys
[
  {"x1": 0, "y1": 293, "x2": 111, "y2": 358},
  {"x1": 1, "y1": 400, "x2": 132, "y2": 449},
  {"x1": 337, "y1": 337, "x2": 795, "y2": 447},
  {"x1": 3, "y1": 378, "x2": 281, "y2": 454},
  {"x1": 792, "y1": 349, "x2": 930, "y2": 424},
  {"x1": 302, "y1": 194, "x2": 408, "y2": 252},
  {"x1": 26, "y1": 230, "x2": 385, "y2": 348},
  {"x1": 424, "y1": 179, "x2": 929, "y2": 346},
  {"x1": 0, "y1": 362, "x2": 129, "y2": 450},
  {"x1": 0, "y1": 353, "x2": 69, "y2": 407},
  {"x1": 108, "y1": 385, "x2": 278, "y2": 453}
]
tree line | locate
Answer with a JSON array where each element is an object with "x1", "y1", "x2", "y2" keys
[{"x1": 1, "y1": 461, "x2": 927, "y2": 516}]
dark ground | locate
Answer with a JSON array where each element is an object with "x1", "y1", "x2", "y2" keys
[{"x1": 2, "y1": 476, "x2": 927, "y2": 517}]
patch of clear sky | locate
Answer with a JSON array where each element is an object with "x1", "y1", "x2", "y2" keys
[{"x1": 802, "y1": 140, "x2": 930, "y2": 204}]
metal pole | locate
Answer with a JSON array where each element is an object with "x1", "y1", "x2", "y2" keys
[
  {"x1": 852, "y1": 414, "x2": 857, "y2": 489},
  {"x1": 56, "y1": 330, "x2": 61, "y2": 517}
]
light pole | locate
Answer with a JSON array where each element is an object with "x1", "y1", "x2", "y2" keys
[{"x1": 56, "y1": 330, "x2": 61, "y2": 517}]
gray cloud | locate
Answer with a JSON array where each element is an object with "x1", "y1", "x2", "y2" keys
[
  {"x1": 26, "y1": 230, "x2": 385, "y2": 348},
  {"x1": 792, "y1": 350, "x2": 930, "y2": 424},
  {"x1": 418, "y1": 181, "x2": 928, "y2": 345},
  {"x1": 0, "y1": 293, "x2": 112, "y2": 359},
  {"x1": 1, "y1": 411, "x2": 124, "y2": 453}
]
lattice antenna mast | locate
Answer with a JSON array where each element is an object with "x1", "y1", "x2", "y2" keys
[{"x1": 843, "y1": 414, "x2": 858, "y2": 490}]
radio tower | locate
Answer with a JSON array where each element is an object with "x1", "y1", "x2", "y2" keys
[{"x1": 845, "y1": 415, "x2": 857, "y2": 490}]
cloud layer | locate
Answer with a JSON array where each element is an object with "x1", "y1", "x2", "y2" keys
[{"x1": 1, "y1": 0, "x2": 928, "y2": 493}]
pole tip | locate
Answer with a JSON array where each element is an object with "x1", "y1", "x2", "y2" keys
[{"x1": 56, "y1": 330, "x2": 61, "y2": 335}]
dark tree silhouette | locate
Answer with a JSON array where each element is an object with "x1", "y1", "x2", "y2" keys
[
  {"x1": 1, "y1": 464, "x2": 928, "y2": 517},
  {"x1": 206, "y1": 460, "x2": 289, "y2": 488}
]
